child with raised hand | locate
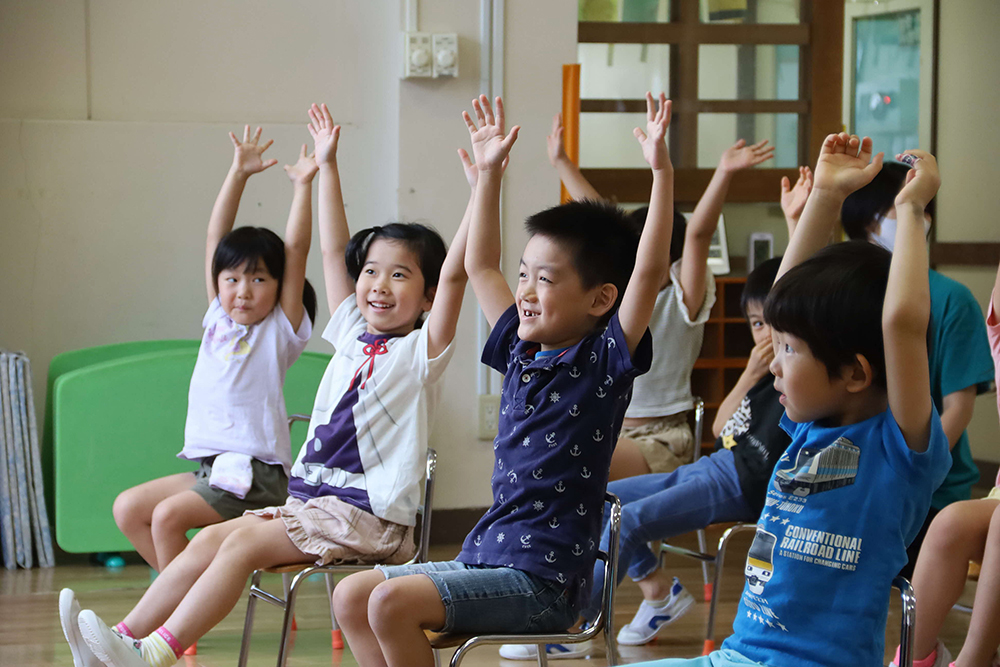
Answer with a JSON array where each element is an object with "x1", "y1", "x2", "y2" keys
[
  {"x1": 332, "y1": 93, "x2": 669, "y2": 667},
  {"x1": 109, "y1": 126, "x2": 317, "y2": 574},
  {"x1": 547, "y1": 112, "x2": 774, "y2": 480},
  {"x1": 629, "y1": 136, "x2": 950, "y2": 667},
  {"x1": 883, "y1": 156, "x2": 1000, "y2": 667},
  {"x1": 779, "y1": 165, "x2": 813, "y2": 237},
  {"x1": 62, "y1": 104, "x2": 466, "y2": 667}
]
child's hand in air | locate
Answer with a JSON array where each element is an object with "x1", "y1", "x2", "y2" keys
[
  {"x1": 634, "y1": 92, "x2": 672, "y2": 172},
  {"x1": 811, "y1": 133, "x2": 883, "y2": 200},
  {"x1": 307, "y1": 103, "x2": 341, "y2": 167},
  {"x1": 458, "y1": 148, "x2": 508, "y2": 190},
  {"x1": 283, "y1": 144, "x2": 319, "y2": 185},
  {"x1": 719, "y1": 139, "x2": 774, "y2": 174},
  {"x1": 894, "y1": 150, "x2": 940, "y2": 210},
  {"x1": 229, "y1": 126, "x2": 279, "y2": 178},
  {"x1": 546, "y1": 113, "x2": 569, "y2": 167},
  {"x1": 464, "y1": 95, "x2": 519, "y2": 173},
  {"x1": 780, "y1": 166, "x2": 813, "y2": 221}
]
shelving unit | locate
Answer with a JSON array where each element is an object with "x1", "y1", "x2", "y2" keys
[{"x1": 691, "y1": 275, "x2": 753, "y2": 452}]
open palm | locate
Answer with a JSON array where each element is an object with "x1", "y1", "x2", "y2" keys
[
  {"x1": 634, "y1": 92, "x2": 672, "y2": 171},
  {"x1": 464, "y1": 95, "x2": 519, "y2": 172},
  {"x1": 307, "y1": 103, "x2": 341, "y2": 165},
  {"x1": 229, "y1": 125, "x2": 278, "y2": 177}
]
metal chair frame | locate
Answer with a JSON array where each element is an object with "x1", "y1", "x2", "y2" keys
[
  {"x1": 429, "y1": 493, "x2": 622, "y2": 667},
  {"x1": 236, "y1": 414, "x2": 437, "y2": 667},
  {"x1": 894, "y1": 576, "x2": 916, "y2": 667}
]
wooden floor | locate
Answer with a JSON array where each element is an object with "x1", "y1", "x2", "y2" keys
[{"x1": 0, "y1": 527, "x2": 978, "y2": 667}]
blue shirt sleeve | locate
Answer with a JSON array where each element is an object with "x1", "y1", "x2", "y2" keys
[
  {"x1": 602, "y1": 311, "x2": 653, "y2": 381},
  {"x1": 481, "y1": 304, "x2": 520, "y2": 375},
  {"x1": 880, "y1": 406, "x2": 950, "y2": 489}
]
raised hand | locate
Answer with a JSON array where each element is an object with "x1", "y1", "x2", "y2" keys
[
  {"x1": 458, "y1": 148, "x2": 507, "y2": 190},
  {"x1": 464, "y1": 95, "x2": 519, "y2": 173},
  {"x1": 229, "y1": 126, "x2": 279, "y2": 178},
  {"x1": 812, "y1": 133, "x2": 883, "y2": 199},
  {"x1": 894, "y1": 150, "x2": 940, "y2": 210},
  {"x1": 546, "y1": 113, "x2": 569, "y2": 167},
  {"x1": 634, "y1": 92, "x2": 672, "y2": 171},
  {"x1": 719, "y1": 139, "x2": 775, "y2": 173},
  {"x1": 307, "y1": 103, "x2": 341, "y2": 166},
  {"x1": 283, "y1": 144, "x2": 319, "y2": 185},
  {"x1": 780, "y1": 166, "x2": 813, "y2": 222}
]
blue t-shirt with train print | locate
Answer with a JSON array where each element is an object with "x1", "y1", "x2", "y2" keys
[
  {"x1": 723, "y1": 407, "x2": 949, "y2": 667},
  {"x1": 457, "y1": 305, "x2": 652, "y2": 606}
]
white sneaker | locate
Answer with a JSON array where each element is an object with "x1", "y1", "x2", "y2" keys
[
  {"x1": 616, "y1": 577, "x2": 694, "y2": 646},
  {"x1": 78, "y1": 610, "x2": 150, "y2": 667},
  {"x1": 887, "y1": 639, "x2": 951, "y2": 667},
  {"x1": 60, "y1": 589, "x2": 105, "y2": 667},
  {"x1": 498, "y1": 639, "x2": 594, "y2": 660}
]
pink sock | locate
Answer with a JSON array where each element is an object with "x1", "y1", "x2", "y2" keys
[
  {"x1": 898, "y1": 644, "x2": 940, "y2": 667},
  {"x1": 154, "y1": 627, "x2": 185, "y2": 659},
  {"x1": 113, "y1": 622, "x2": 134, "y2": 638}
]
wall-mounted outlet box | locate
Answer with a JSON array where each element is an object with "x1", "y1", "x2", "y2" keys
[
  {"x1": 432, "y1": 33, "x2": 458, "y2": 78},
  {"x1": 403, "y1": 32, "x2": 432, "y2": 78},
  {"x1": 478, "y1": 394, "x2": 501, "y2": 440}
]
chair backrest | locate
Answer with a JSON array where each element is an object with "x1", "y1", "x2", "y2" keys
[{"x1": 589, "y1": 493, "x2": 622, "y2": 654}]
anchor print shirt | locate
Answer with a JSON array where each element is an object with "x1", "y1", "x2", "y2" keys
[
  {"x1": 287, "y1": 296, "x2": 454, "y2": 526},
  {"x1": 182, "y1": 296, "x2": 312, "y2": 473},
  {"x1": 457, "y1": 305, "x2": 652, "y2": 603}
]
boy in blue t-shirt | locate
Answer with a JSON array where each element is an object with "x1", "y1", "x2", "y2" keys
[
  {"x1": 630, "y1": 138, "x2": 950, "y2": 667},
  {"x1": 332, "y1": 93, "x2": 671, "y2": 667}
]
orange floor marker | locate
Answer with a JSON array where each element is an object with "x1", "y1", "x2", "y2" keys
[{"x1": 331, "y1": 629, "x2": 344, "y2": 650}]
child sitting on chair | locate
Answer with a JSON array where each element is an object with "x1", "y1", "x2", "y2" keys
[
  {"x1": 628, "y1": 138, "x2": 949, "y2": 667},
  {"x1": 332, "y1": 93, "x2": 673, "y2": 667},
  {"x1": 58, "y1": 103, "x2": 469, "y2": 667}
]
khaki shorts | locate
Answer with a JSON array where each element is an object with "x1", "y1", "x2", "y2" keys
[
  {"x1": 247, "y1": 495, "x2": 416, "y2": 566},
  {"x1": 620, "y1": 412, "x2": 694, "y2": 474},
  {"x1": 190, "y1": 456, "x2": 288, "y2": 520}
]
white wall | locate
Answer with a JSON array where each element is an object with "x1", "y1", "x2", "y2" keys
[{"x1": 0, "y1": 0, "x2": 576, "y2": 510}]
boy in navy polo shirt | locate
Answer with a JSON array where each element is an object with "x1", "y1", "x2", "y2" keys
[
  {"x1": 625, "y1": 140, "x2": 950, "y2": 667},
  {"x1": 332, "y1": 93, "x2": 671, "y2": 667}
]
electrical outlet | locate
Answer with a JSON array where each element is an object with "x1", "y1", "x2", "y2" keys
[
  {"x1": 403, "y1": 31, "x2": 432, "y2": 78},
  {"x1": 432, "y1": 33, "x2": 458, "y2": 78},
  {"x1": 478, "y1": 394, "x2": 501, "y2": 441}
]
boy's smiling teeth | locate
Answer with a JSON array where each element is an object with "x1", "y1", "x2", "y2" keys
[
  {"x1": 521, "y1": 307, "x2": 539, "y2": 318},
  {"x1": 369, "y1": 301, "x2": 393, "y2": 310}
]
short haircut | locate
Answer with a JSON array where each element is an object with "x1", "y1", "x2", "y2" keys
[
  {"x1": 345, "y1": 222, "x2": 448, "y2": 290},
  {"x1": 740, "y1": 256, "x2": 783, "y2": 316},
  {"x1": 212, "y1": 226, "x2": 317, "y2": 323},
  {"x1": 764, "y1": 241, "x2": 891, "y2": 388},
  {"x1": 525, "y1": 199, "x2": 640, "y2": 324},
  {"x1": 625, "y1": 205, "x2": 687, "y2": 263},
  {"x1": 842, "y1": 161, "x2": 936, "y2": 241}
]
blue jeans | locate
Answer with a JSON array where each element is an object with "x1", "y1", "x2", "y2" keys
[
  {"x1": 581, "y1": 448, "x2": 754, "y2": 621},
  {"x1": 378, "y1": 560, "x2": 576, "y2": 634}
]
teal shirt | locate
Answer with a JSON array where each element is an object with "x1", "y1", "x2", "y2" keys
[{"x1": 928, "y1": 270, "x2": 994, "y2": 509}]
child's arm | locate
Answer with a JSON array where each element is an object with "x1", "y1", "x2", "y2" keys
[
  {"x1": 780, "y1": 166, "x2": 813, "y2": 239},
  {"x1": 678, "y1": 139, "x2": 774, "y2": 315},
  {"x1": 423, "y1": 149, "x2": 492, "y2": 358},
  {"x1": 618, "y1": 92, "x2": 674, "y2": 356},
  {"x1": 547, "y1": 113, "x2": 602, "y2": 201},
  {"x1": 308, "y1": 103, "x2": 355, "y2": 315},
  {"x1": 205, "y1": 126, "x2": 278, "y2": 303},
  {"x1": 463, "y1": 95, "x2": 520, "y2": 328},
  {"x1": 776, "y1": 133, "x2": 883, "y2": 282},
  {"x1": 712, "y1": 337, "x2": 774, "y2": 437},
  {"x1": 884, "y1": 150, "x2": 940, "y2": 452},
  {"x1": 279, "y1": 145, "x2": 319, "y2": 330}
]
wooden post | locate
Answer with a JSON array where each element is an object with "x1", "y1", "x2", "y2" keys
[{"x1": 561, "y1": 64, "x2": 581, "y2": 204}]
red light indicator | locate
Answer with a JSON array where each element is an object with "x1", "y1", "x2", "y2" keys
[{"x1": 883, "y1": 95, "x2": 892, "y2": 104}]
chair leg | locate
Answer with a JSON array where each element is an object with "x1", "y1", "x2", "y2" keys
[
  {"x1": 894, "y1": 576, "x2": 916, "y2": 667},
  {"x1": 281, "y1": 572, "x2": 298, "y2": 632},
  {"x1": 696, "y1": 528, "x2": 711, "y2": 601},
  {"x1": 537, "y1": 644, "x2": 549, "y2": 667},
  {"x1": 237, "y1": 570, "x2": 263, "y2": 667},
  {"x1": 325, "y1": 573, "x2": 344, "y2": 649},
  {"x1": 276, "y1": 571, "x2": 307, "y2": 667}
]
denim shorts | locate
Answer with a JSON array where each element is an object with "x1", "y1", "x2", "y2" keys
[{"x1": 377, "y1": 560, "x2": 576, "y2": 634}]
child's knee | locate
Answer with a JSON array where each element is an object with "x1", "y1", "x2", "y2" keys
[
  {"x1": 332, "y1": 572, "x2": 382, "y2": 626},
  {"x1": 367, "y1": 580, "x2": 408, "y2": 632},
  {"x1": 150, "y1": 497, "x2": 195, "y2": 535},
  {"x1": 112, "y1": 488, "x2": 144, "y2": 528}
]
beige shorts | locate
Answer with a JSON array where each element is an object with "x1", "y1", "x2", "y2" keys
[
  {"x1": 620, "y1": 412, "x2": 694, "y2": 474},
  {"x1": 247, "y1": 495, "x2": 416, "y2": 566}
]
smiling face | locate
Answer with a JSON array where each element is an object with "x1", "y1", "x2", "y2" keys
[
  {"x1": 516, "y1": 234, "x2": 614, "y2": 350},
  {"x1": 769, "y1": 330, "x2": 851, "y2": 424},
  {"x1": 217, "y1": 261, "x2": 280, "y2": 326},
  {"x1": 355, "y1": 238, "x2": 433, "y2": 336}
]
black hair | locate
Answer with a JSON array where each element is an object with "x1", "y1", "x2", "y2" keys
[
  {"x1": 525, "y1": 199, "x2": 640, "y2": 325},
  {"x1": 212, "y1": 226, "x2": 317, "y2": 323},
  {"x1": 625, "y1": 205, "x2": 687, "y2": 263},
  {"x1": 763, "y1": 241, "x2": 891, "y2": 388},
  {"x1": 740, "y1": 256, "x2": 783, "y2": 317},
  {"x1": 344, "y1": 223, "x2": 448, "y2": 326},
  {"x1": 842, "y1": 161, "x2": 936, "y2": 241}
]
